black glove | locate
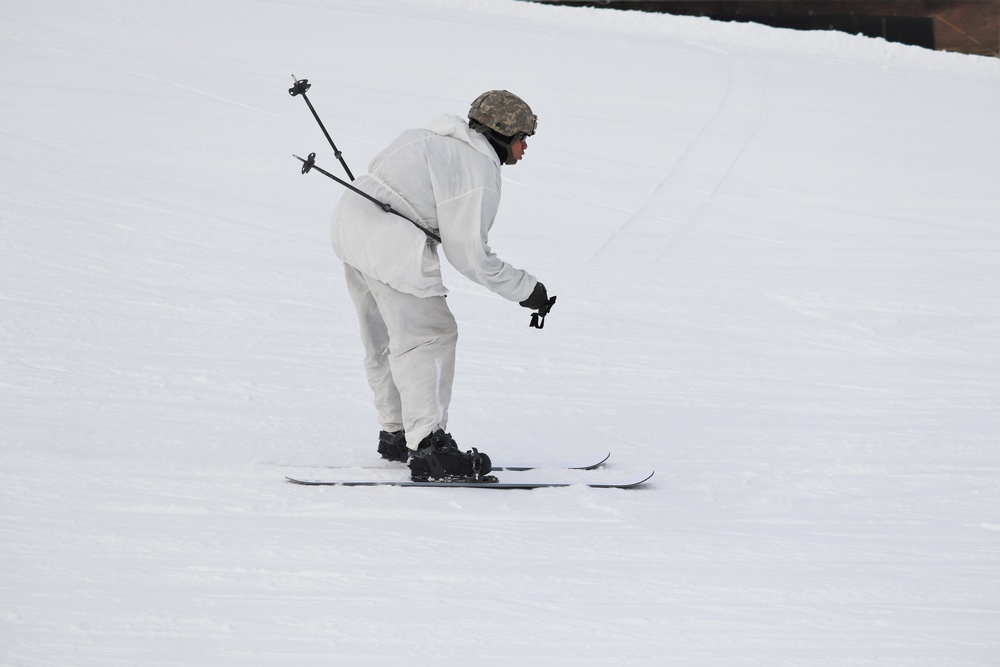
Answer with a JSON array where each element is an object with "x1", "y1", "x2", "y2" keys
[{"x1": 519, "y1": 282, "x2": 548, "y2": 310}]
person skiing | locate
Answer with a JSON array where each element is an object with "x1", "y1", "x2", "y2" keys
[{"x1": 330, "y1": 90, "x2": 549, "y2": 481}]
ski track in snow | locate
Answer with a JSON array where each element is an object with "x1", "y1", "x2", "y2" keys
[
  {"x1": 2, "y1": 0, "x2": 1000, "y2": 664},
  {"x1": 593, "y1": 56, "x2": 771, "y2": 263}
]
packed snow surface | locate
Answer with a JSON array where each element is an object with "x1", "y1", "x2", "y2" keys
[{"x1": 2, "y1": 0, "x2": 999, "y2": 664}]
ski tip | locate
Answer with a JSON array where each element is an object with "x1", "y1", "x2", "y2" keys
[
  {"x1": 286, "y1": 476, "x2": 335, "y2": 486},
  {"x1": 587, "y1": 468, "x2": 654, "y2": 488},
  {"x1": 589, "y1": 451, "x2": 612, "y2": 469},
  {"x1": 494, "y1": 451, "x2": 611, "y2": 472}
]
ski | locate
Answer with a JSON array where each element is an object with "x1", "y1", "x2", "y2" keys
[
  {"x1": 290, "y1": 451, "x2": 611, "y2": 473},
  {"x1": 285, "y1": 467, "x2": 653, "y2": 489},
  {"x1": 493, "y1": 450, "x2": 609, "y2": 472}
]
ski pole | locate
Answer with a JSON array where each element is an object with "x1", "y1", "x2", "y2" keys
[
  {"x1": 293, "y1": 153, "x2": 442, "y2": 244},
  {"x1": 288, "y1": 76, "x2": 355, "y2": 181}
]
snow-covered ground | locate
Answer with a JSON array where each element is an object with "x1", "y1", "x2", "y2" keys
[{"x1": 2, "y1": 0, "x2": 999, "y2": 664}]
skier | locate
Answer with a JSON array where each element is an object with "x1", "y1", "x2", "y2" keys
[{"x1": 330, "y1": 90, "x2": 549, "y2": 481}]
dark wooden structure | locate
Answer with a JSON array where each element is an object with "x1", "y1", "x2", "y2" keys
[{"x1": 527, "y1": 1, "x2": 1000, "y2": 56}]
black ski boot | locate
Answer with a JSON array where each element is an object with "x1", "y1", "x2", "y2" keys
[
  {"x1": 377, "y1": 430, "x2": 408, "y2": 463},
  {"x1": 407, "y1": 430, "x2": 495, "y2": 483}
]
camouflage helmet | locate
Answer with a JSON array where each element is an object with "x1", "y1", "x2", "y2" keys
[{"x1": 468, "y1": 90, "x2": 537, "y2": 138}]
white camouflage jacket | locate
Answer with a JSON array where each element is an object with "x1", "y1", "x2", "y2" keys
[{"x1": 331, "y1": 114, "x2": 537, "y2": 301}]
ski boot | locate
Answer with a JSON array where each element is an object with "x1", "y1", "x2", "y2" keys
[
  {"x1": 407, "y1": 430, "x2": 496, "y2": 483},
  {"x1": 377, "y1": 430, "x2": 408, "y2": 463}
]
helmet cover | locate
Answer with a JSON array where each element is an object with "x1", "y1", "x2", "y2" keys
[{"x1": 468, "y1": 90, "x2": 537, "y2": 138}]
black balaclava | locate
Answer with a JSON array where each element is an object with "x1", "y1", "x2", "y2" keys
[{"x1": 470, "y1": 120, "x2": 517, "y2": 165}]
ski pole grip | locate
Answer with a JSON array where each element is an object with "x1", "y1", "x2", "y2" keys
[{"x1": 529, "y1": 295, "x2": 557, "y2": 330}]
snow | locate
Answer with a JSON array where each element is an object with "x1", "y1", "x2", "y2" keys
[{"x1": 2, "y1": 0, "x2": 999, "y2": 663}]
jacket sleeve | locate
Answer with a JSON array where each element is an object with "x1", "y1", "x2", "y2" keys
[{"x1": 436, "y1": 186, "x2": 537, "y2": 303}]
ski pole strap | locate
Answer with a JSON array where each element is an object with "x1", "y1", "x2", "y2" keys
[
  {"x1": 529, "y1": 295, "x2": 557, "y2": 329},
  {"x1": 288, "y1": 77, "x2": 355, "y2": 181},
  {"x1": 294, "y1": 153, "x2": 442, "y2": 244}
]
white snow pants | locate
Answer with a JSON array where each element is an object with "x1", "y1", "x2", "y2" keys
[{"x1": 343, "y1": 263, "x2": 457, "y2": 450}]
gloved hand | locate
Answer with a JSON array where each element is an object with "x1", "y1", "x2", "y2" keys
[{"x1": 519, "y1": 282, "x2": 548, "y2": 310}]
